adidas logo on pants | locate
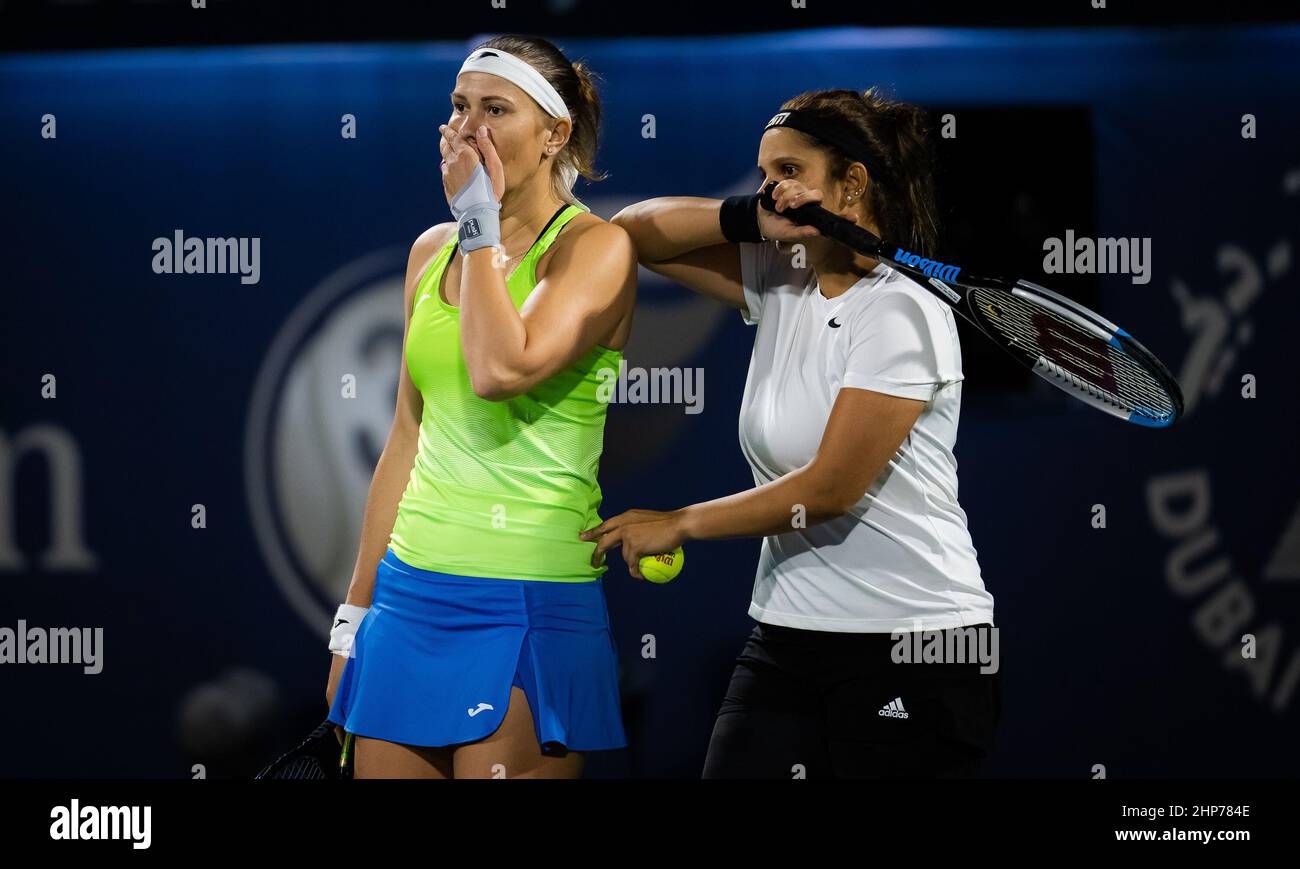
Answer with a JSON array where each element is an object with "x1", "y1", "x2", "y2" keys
[{"x1": 878, "y1": 697, "x2": 910, "y2": 719}]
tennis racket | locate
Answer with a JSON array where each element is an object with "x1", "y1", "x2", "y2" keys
[
  {"x1": 757, "y1": 183, "x2": 1184, "y2": 428},
  {"x1": 253, "y1": 719, "x2": 355, "y2": 780}
]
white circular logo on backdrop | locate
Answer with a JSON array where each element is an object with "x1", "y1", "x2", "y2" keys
[{"x1": 245, "y1": 248, "x2": 407, "y2": 638}]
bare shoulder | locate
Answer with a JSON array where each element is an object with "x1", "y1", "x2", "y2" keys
[
  {"x1": 542, "y1": 210, "x2": 635, "y2": 273},
  {"x1": 562, "y1": 210, "x2": 632, "y2": 245},
  {"x1": 410, "y1": 222, "x2": 458, "y2": 267},
  {"x1": 402, "y1": 222, "x2": 456, "y2": 306}
]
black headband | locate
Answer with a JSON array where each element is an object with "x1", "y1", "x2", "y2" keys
[{"x1": 763, "y1": 109, "x2": 885, "y2": 180}]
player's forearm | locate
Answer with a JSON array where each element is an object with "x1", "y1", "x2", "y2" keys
[
  {"x1": 345, "y1": 426, "x2": 419, "y2": 608},
  {"x1": 612, "y1": 197, "x2": 726, "y2": 263},
  {"x1": 458, "y1": 248, "x2": 531, "y2": 399},
  {"x1": 678, "y1": 464, "x2": 849, "y2": 542}
]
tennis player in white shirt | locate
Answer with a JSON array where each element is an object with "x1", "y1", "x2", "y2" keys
[{"x1": 586, "y1": 87, "x2": 1001, "y2": 778}]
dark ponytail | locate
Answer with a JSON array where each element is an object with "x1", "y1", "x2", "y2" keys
[{"x1": 780, "y1": 87, "x2": 940, "y2": 258}]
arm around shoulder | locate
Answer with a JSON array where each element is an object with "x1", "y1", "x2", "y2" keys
[{"x1": 612, "y1": 197, "x2": 745, "y2": 308}]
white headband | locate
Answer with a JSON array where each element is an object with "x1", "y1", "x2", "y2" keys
[{"x1": 457, "y1": 47, "x2": 571, "y2": 121}]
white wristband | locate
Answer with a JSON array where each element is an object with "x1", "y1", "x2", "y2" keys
[{"x1": 329, "y1": 604, "x2": 369, "y2": 658}]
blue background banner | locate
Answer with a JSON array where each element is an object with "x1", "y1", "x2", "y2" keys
[{"x1": 2, "y1": 25, "x2": 1298, "y2": 777}]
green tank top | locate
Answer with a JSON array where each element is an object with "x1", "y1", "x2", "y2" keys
[{"x1": 388, "y1": 202, "x2": 623, "y2": 582}]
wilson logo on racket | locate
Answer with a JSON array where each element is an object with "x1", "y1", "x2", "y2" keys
[{"x1": 894, "y1": 248, "x2": 961, "y2": 283}]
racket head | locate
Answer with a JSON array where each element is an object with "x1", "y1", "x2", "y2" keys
[
  {"x1": 254, "y1": 719, "x2": 352, "y2": 780},
  {"x1": 946, "y1": 274, "x2": 1184, "y2": 427}
]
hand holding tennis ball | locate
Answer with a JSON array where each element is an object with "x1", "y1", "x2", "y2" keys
[
  {"x1": 639, "y1": 546, "x2": 685, "y2": 584},
  {"x1": 580, "y1": 509, "x2": 688, "y2": 583}
]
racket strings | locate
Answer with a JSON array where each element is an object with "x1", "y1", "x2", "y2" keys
[
  {"x1": 277, "y1": 756, "x2": 330, "y2": 780},
  {"x1": 254, "y1": 720, "x2": 348, "y2": 780},
  {"x1": 969, "y1": 287, "x2": 1176, "y2": 420}
]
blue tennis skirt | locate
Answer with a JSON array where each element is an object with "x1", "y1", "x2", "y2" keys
[{"x1": 327, "y1": 548, "x2": 627, "y2": 752}]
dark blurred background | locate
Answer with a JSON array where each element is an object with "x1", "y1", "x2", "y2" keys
[{"x1": 2, "y1": 0, "x2": 1298, "y2": 778}]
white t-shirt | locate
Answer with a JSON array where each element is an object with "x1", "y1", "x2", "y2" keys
[{"x1": 737, "y1": 240, "x2": 994, "y2": 633}]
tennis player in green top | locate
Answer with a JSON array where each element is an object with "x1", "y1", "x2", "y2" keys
[{"x1": 324, "y1": 35, "x2": 636, "y2": 779}]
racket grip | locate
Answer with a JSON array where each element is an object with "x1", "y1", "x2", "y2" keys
[
  {"x1": 759, "y1": 180, "x2": 833, "y2": 224},
  {"x1": 758, "y1": 182, "x2": 884, "y2": 257},
  {"x1": 340, "y1": 732, "x2": 355, "y2": 772}
]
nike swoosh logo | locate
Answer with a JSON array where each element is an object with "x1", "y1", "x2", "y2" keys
[
  {"x1": 828, "y1": 317, "x2": 842, "y2": 328},
  {"x1": 467, "y1": 702, "x2": 495, "y2": 717},
  {"x1": 415, "y1": 293, "x2": 432, "y2": 308},
  {"x1": 333, "y1": 618, "x2": 349, "y2": 628}
]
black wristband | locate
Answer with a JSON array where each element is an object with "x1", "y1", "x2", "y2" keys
[{"x1": 719, "y1": 194, "x2": 764, "y2": 243}]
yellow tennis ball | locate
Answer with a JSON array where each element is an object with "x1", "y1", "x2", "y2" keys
[{"x1": 639, "y1": 546, "x2": 685, "y2": 584}]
